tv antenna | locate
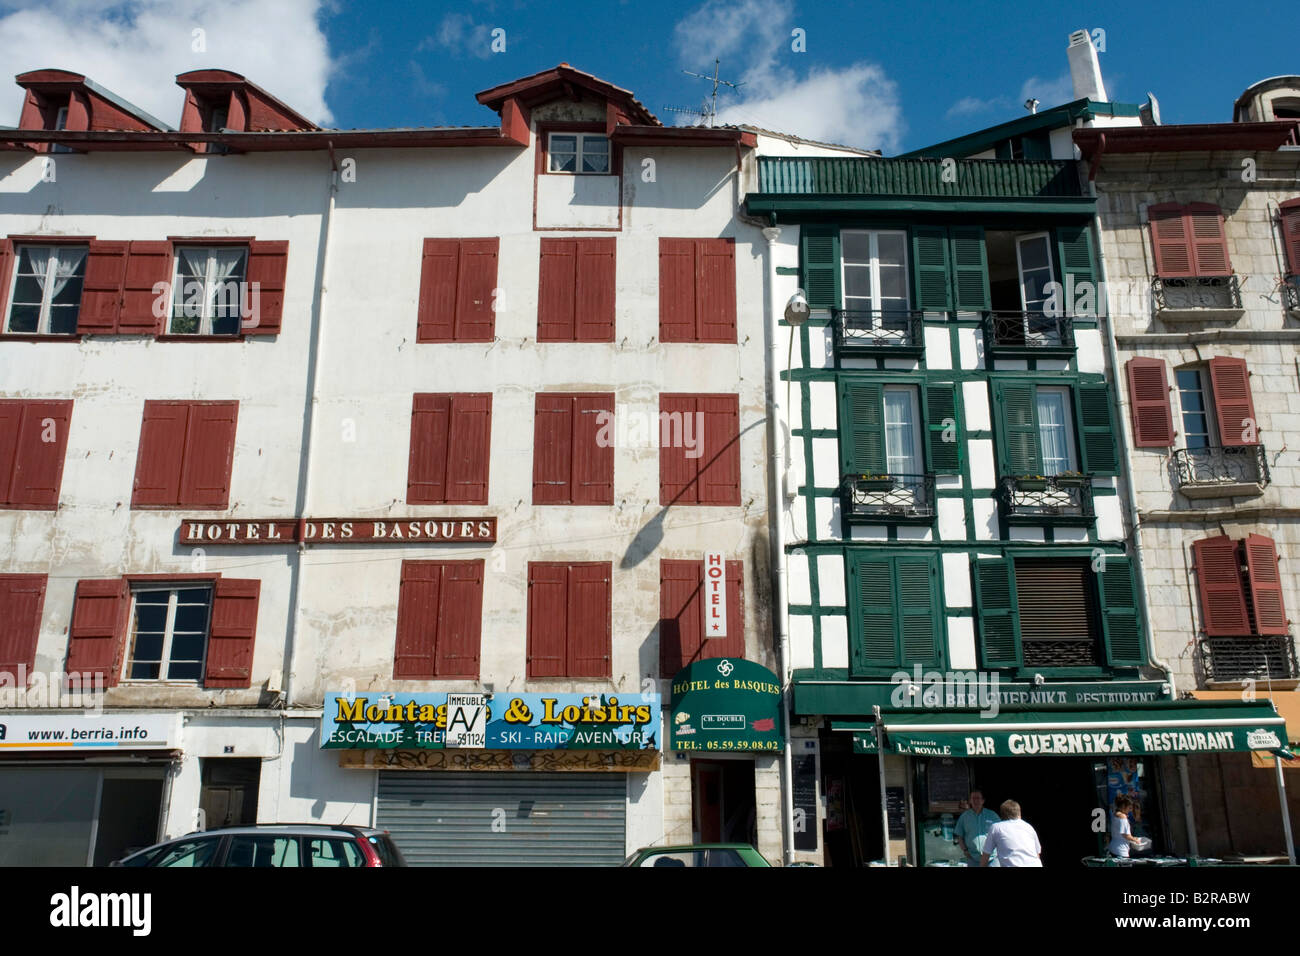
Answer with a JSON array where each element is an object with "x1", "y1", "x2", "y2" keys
[{"x1": 663, "y1": 58, "x2": 744, "y2": 127}]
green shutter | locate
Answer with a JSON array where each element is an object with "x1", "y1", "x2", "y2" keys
[
  {"x1": 1098, "y1": 556, "x2": 1145, "y2": 667},
  {"x1": 1056, "y1": 225, "x2": 1096, "y2": 316},
  {"x1": 924, "y1": 383, "x2": 960, "y2": 474},
  {"x1": 898, "y1": 554, "x2": 942, "y2": 666},
  {"x1": 949, "y1": 226, "x2": 990, "y2": 312},
  {"x1": 911, "y1": 226, "x2": 951, "y2": 312},
  {"x1": 851, "y1": 555, "x2": 899, "y2": 670},
  {"x1": 801, "y1": 225, "x2": 840, "y2": 311},
  {"x1": 995, "y1": 381, "x2": 1041, "y2": 476},
  {"x1": 1075, "y1": 381, "x2": 1119, "y2": 475},
  {"x1": 839, "y1": 380, "x2": 885, "y2": 476},
  {"x1": 974, "y1": 558, "x2": 1022, "y2": 668}
]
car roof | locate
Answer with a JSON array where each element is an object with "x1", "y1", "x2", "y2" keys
[
  {"x1": 634, "y1": 844, "x2": 759, "y2": 852},
  {"x1": 179, "y1": 824, "x2": 387, "y2": 838}
]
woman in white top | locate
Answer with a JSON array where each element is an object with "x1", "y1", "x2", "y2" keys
[{"x1": 1109, "y1": 794, "x2": 1143, "y2": 857}]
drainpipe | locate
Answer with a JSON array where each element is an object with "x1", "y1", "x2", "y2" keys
[
  {"x1": 282, "y1": 146, "x2": 340, "y2": 708},
  {"x1": 760, "y1": 224, "x2": 795, "y2": 865},
  {"x1": 1274, "y1": 755, "x2": 1296, "y2": 864}
]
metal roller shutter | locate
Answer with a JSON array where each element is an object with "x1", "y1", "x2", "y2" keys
[{"x1": 376, "y1": 772, "x2": 626, "y2": 867}]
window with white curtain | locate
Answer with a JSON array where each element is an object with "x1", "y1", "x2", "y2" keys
[
  {"x1": 883, "y1": 386, "x2": 922, "y2": 476},
  {"x1": 170, "y1": 246, "x2": 248, "y2": 335},
  {"x1": 1035, "y1": 386, "x2": 1076, "y2": 475},
  {"x1": 4, "y1": 245, "x2": 88, "y2": 335}
]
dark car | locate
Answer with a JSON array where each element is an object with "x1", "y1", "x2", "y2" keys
[
  {"x1": 112, "y1": 824, "x2": 407, "y2": 867},
  {"x1": 622, "y1": 843, "x2": 771, "y2": 867}
]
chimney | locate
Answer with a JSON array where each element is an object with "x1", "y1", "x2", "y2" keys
[{"x1": 1067, "y1": 30, "x2": 1107, "y2": 102}]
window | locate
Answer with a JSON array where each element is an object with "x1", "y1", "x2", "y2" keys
[
  {"x1": 137, "y1": 837, "x2": 221, "y2": 868},
  {"x1": 659, "y1": 559, "x2": 744, "y2": 675},
  {"x1": 1014, "y1": 233, "x2": 1054, "y2": 314},
  {"x1": 416, "y1": 238, "x2": 499, "y2": 343},
  {"x1": 1170, "y1": 359, "x2": 1264, "y2": 490},
  {"x1": 526, "y1": 562, "x2": 611, "y2": 678},
  {"x1": 393, "y1": 560, "x2": 483, "y2": 679},
  {"x1": 1193, "y1": 534, "x2": 1288, "y2": 637},
  {"x1": 1123, "y1": 357, "x2": 1175, "y2": 448},
  {"x1": 0, "y1": 574, "x2": 46, "y2": 683},
  {"x1": 0, "y1": 399, "x2": 73, "y2": 509},
  {"x1": 223, "y1": 835, "x2": 301, "y2": 867},
  {"x1": 1176, "y1": 368, "x2": 1214, "y2": 449},
  {"x1": 131, "y1": 400, "x2": 238, "y2": 509},
  {"x1": 308, "y1": 838, "x2": 364, "y2": 868},
  {"x1": 658, "y1": 238, "x2": 736, "y2": 343},
  {"x1": 533, "y1": 393, "x2": 614, "y2": 505},
  {"x1": 992, "y1": 380, "x2": 1117, "y2": 477},
  {"x1": 838, "y1": 380, "x2": 959, "y2": 480},
  {"x1": 124, "y1": 585, "x2": 212, "y2": 681},
  {"x1": 883, "y1": 386, "x2": 922, "y2": 477},
  {"x1": 4, "y1": 245, "x2": 87, "y2": 334},
  {"x1": 1035, "y1": 386, "x2": 1076, "y2": 475},
  {"x1": 974, "y1": 555, "x2": 1143, "y2": 670},
  {"x1": 170, "y1": 246, "x2": 247, "y2": 335},
  {"x1": 1281, "y1": 200, "x2": 1300, "y2": 278},
  {"x1": 659, "y1": 393, "x2": 740, "y2": 506},
  {"x1": 548, "y1": 132, "x2": 609, "y2": 174},
  {"x1": 847, "y1": 551, "x2": 942, "y2": 673},
  {"x1": 1148, "y1": 203, "x2": 1232, "y2": 278},
  {"x1": 841, "y1": 230, "x2": 909, "y2": 325},
  {"x1": 407, "y1": 393, "x2": 492, "y2": 505},
  {"x1": 537, "y1": 238, "x2": 616, "y2": 341}
]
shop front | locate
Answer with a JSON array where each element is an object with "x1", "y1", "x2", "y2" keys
[
  {"x1": 0, "y1": 712, "x2": 181, "y2": 866},
  {"x1": 321, "y1": 690, "x2": 660, "y2": 866}
]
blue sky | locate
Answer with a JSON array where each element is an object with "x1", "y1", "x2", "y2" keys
[{"x1": 0, "y1": 0, "x2": 1293, "y2": 154}]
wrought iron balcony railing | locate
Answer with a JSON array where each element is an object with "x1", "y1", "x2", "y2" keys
[
  {"x1": 999, "y1": 474, "x2": 1095, "y2": 524},
  {"x1": 983, "y1": 311, "x2": 1075, "y2": 356},
  {"x1": 841, "y1": 473, "x2": 935, "y2": 523},
  {"x1": 1201, "y1": 635, "x2": 1298, "y2": 683},
  {"x1": 832, "y1": 309, "x2": 925, "y2": 355},
  {"x1": 1284, "y1": 275, "x2": 1300, "y2": 312},
  {"x1": 1152, "y1": 275, "x2": 1244, "y2": 316},
  {"x1": 1171, "y1": 445, "x2": 1269, "y2": 499}
]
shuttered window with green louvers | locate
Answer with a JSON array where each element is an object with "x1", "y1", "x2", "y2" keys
[
  {"x1": 925, "y1": 383, "x2": 961, "y2": 474},
  {"x1": 992, "y1": 379, "x2": 1119, "y2": 477},
  {"x1": 950, "y1": 226, "x2": 991, "y2": 311},
  {"x1": 848, "y1": 551, "x2": 943, "y2": 672},
  {"x1": 840, "y1": 379, "x2": 961, "y2": 477},
  {"x1": 1055, "y1": 225, "x2": 1096, "y2": 316},
  {"x1": 800, "y1": 225, "x2": 840, "y2": 312},
  {"x1": 1098, "y1": 556, "x2": 1144, "y2": 666},
  {"x1": 911, "y1": 227, "x2": 951, "y2": 312}
]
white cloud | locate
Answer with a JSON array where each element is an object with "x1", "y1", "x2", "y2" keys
[
  {"x1": 945, "y1": 96, "x2": 1010, "y2": 119},
  {"x1": 0, "y1": 0, "x2": 334, "y2": 128},
  {"x1": 672, "y1": 0, "x2": 902, "y2": 152},
  {"x1": 422, "y1": 13, "x2": 494, "y2": 61},
  {"x1": 1020, "y1": 73, "x2": 1075, "y2": 111}
]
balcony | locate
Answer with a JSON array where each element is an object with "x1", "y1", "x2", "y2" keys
[
  {"x1": 999, "y1": 474, "x2": 1095, "y2": 524},
  {"x1": 832, "y1": 309, "x2": 925, "y2": 357},
  {"x1": 755, "y1": 156, "x2": 1084, "y2": 199},
  {"x1": 1171, "y1": 445, "x2": 1269, "y2": 499},
  {"x1": 1285, "y1": 276, "x2": 1300, "y2": 315},
  {"x1": 1202, "y1": 636, "x2": 1298, "y2": 686},
  {"x1": 1151, "y1": 275, "x2": 1244, "y2": 321},
  {"x1": 983, "y1": 311, "x2": 1075, "y2": 358},
  {"x1": 841, "y1": 473, "x2": 935, "y2": 524}
]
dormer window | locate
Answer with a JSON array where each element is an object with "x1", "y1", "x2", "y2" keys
[{"x1": 548, "y1": 132, "x2": 609, "y2": 174}]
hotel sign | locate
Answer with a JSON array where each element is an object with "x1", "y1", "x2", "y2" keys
[{"x1": 180, "y1": 517, "x2": 497, "y2": 544}]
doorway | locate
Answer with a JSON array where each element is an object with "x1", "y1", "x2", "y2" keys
[
  {"x1": 199, "y1": 758, "x2": 261, "y2": 830},
  {"x1": 691, "y1": 759, "x2": 756, "y2": 846},
  {"x1": 973, "y1": 757, "x2": 1098, "y2": 866}
]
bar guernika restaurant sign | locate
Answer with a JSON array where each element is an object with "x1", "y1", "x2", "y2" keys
[{"x1": 179, "y1": 517, "x2": 497, "y2": 544}]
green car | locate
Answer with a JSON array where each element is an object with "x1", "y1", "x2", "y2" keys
[{"x1": 622, "y1": 844, "x2": 771, "y2": 867}]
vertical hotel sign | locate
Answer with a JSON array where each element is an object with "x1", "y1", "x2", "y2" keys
[{"x1": 704, "y1": 551, "x2": 727, "y2": 638}]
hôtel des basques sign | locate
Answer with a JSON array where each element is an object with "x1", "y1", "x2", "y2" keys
[{"x1": 178, "y1": 517, "x2": 497, "y2": 544}]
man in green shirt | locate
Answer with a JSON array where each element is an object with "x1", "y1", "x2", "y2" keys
[{"x1": 954, "y1": 789, "x2": 1000, "y2": 867}]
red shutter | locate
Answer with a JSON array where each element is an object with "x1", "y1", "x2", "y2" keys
[
  {"x1": 573, "y1": 393, "x2": 614, "y2": 505},
  {"x1": 407, "y1": 394, "x2": 450, "y2": 504},
  {"x1": 0, "y1": 403, "x2": 22, "y2": 505},
  {"x1": 434, "y1": 561, "x2": 483, "y2": 678},
  {"x1": 696, "y1": 238, "x2": 737, "y2": 342},
  {"x1": 1281, "y1": 199, "x2": 1300, "y2": 276},
  {"x1": 1243, "y1": 534, "x2": 1288, "y2": 636},
  {"x1": 394, "y1": 561, "x2": 440, "y2": 679},
  {"x1": 0, "y1": 574, "x2": 46, "y2": 683},
  {"x1": 659, "y1": 559, "x2": 744, "y2": 676},
  {"x1": 527, "y1": 563, "x2": 568, "y2": 678},
  {"x1": 1193, "y1": 536, "x2": 1251, "y2": 636},
  {"x1": 455, "y1": 238, "x2": 498, "y2": 341},
  {"x1": 66, "y1": 578, "x2": 128, "y2": 687},
  {"x1": 245, "y1": 240, "x2": 287, "y2": 335},
  {"x1": 78, "y1": 240, "x2": 128, "y2": 333},
  {"x1": 1207, "y1": 357, "x2": 1256, "y2": 447},
  {"x1": 567, "y1": 563, "x2": 611, "y2": 677},
  {"x1": 416, "y1": 239, "x2": 459, "y2": 342},
  {"x1": 132, "y1": 402, "x2": 189, "y2": 507},
  {"x1": 1186, "y1": 203, "x2": 1231, "y2": 277},
  {"x1": 118, "y1": 241, "x2": 171, "y2": 334},
  {"x1": 533, "y1": 394, "x2": 574, "y2": 504},
  {"x1": 699, "y1": 394, "x2": 741, "y2": 505},
  {"x1": 659, "y1": 238, "x2": 697, "y2": 341},
  {"x1": 660, "y1": 394, "x2": 698, "y2": 504},
  {"x1": 1149, "y1": 203, "x2": 1193, "y2": 278},
  {"x1": 537, "y1": 238, "x2": 577, "y2": 341},
  {"x1": 1124, "y1": 357, "x2": 1174, "y2": 447},
  {"x1": 7, "y1": 400, "x2": 73, "y2": 509},
  {"x1": 445, "y1": 394, "x2": 492, "y2": 504},
  {"x1": 575, "y1": 238, "x2": 616, "y2": 342},
  {"x1": 205, "y1": 577, "x2": 259, "y2": 688},
  {"x1": 0, "y1": 239, "x2": 13, "y2": 324},
  {"x1": 179, "y1": 401, "x2": 238, "y2": 508}
]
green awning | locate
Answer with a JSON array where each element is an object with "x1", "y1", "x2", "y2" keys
[{"x1": 867, "y1": 702, "x2": 1288, "y2": 758}]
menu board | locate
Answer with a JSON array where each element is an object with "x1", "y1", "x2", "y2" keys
[
  {"x1": 792, "y1": 755, "x2": 818, "y2": 851},
  {"x1": 927, "y1": 757, "x2": 970, "y2": 813},
  {"x1": 886, "y1": 786, "x2": 907, "y2": 838}
]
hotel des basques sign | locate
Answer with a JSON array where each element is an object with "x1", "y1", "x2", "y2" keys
[{"x1": 179, "y1": 517, "x2": 497, "y2": 544}]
